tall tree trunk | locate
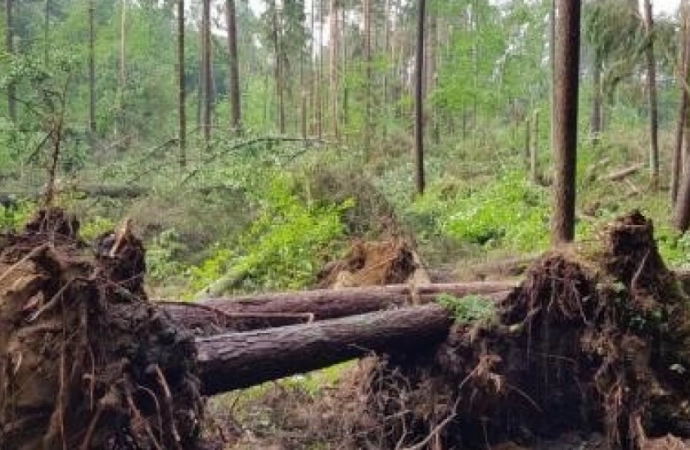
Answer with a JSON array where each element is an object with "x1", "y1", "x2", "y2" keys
[
  {"x1": 531, "y1": 110, "x2": 540, "y2": 185},
  {"x1": 328, "y1": 0, "x2": 340, "y2": 138},
  {"x1": 644, "y1": 0, "x2": 660, "y2": 190},
  {"x1": 428, "y1": 10, "x2": 439, "y2": 145},
  {"x1": 672, "y1": 5, "x2": 689, "y2": 205},
  {"x1": 201, "y1": 0, "x2": 212, "y2": 143},
  {"x1": 5, "y1": 0, "x2": 16, "y2": 122},
  {"x1": 88, "y1": 0, "x2": 96, "y2": 136},
  {"x1": 552, "y1": 0, "x2": 581, "y2": 244},
  {"x1": 226, "y1": 0, "x2": 242, "y2": 134},
  {"x1": 414, "y1": 0, "x2": 427, "y2": 195},
  {"x1": 549, "y1": 0, "x2": 556, "y2": 155},
  {"x1": 340, "y1": 5, "x2": 348, "y2": 130},
  {"x1": 177, "y1": 0, "x2": 186, "y2": 168},
  {"x1": 591, "y1": 55, "x2": 602, "y2": 144},
  {"x1": 270, "y1": 0, "x2": 285, "y2": 134},
  {"x1": 363, "y1": 0, "x2": 372, "y2": 155},
  {"x1": 44, "y1": 0, "x2": 50, "y2": 66},
  {"x1": 316, "y1": 0, "x2": 323, "y2": 138},
  {"x1": 382, "y1": 0, "x2": 391, "y2": 138},
  {"x1": 117, "y1": 0, "x2": 127, "y2": 140}
]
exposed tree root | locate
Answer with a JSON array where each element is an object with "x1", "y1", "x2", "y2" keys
[
  {"x1": 0, "y1": 209, "x2": 203, "y2": 450},
  {"x1": 252, "y1": 211, "x2": 690, "y2": 449}
]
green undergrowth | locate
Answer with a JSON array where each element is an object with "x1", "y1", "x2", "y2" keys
[
  {"x1": 188, "y1": 175, "x2": 352, "y2": 295},
  {"x1": 402, "y1": 171, "x2": 551, "y2": 253},
  {"x1": 436, "y1": 293, "x2": 498, "y2": 325}
]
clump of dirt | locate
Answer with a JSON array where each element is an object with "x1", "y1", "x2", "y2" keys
[
  {"x1": 0, "y1": 209, "x2": 203, "y2": 450},
  {"x1": 290, "y1": 211, "x2": 690, "y2": 449},
  {"x1": 317, "y1": 238, "x2": 423, "y2": 288}
]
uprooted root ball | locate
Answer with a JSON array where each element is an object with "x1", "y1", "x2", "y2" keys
[
  {"x1": 345, "y1": 212, "x2": 690, "y2": 449},
  {"x1": 0, "y1": 209, "x2": 203, "y2": 450}
]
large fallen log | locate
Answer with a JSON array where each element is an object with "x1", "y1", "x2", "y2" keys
[
  {"x1": 162, "y1": 281, "x2": 515, "y2": 331},
  {"x1": 195, "y1": 304, "x2": 453, "y2": 395}
]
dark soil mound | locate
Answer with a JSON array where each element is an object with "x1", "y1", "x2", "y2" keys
[
  {"x1": 0, "y1": 209, "x2": 203, "y2": 450},
  {"x1": 348, "y1": 212, "x2": 690, "y2": 449}
]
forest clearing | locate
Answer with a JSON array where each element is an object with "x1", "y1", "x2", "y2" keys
[{"x1": 4, "y1": 0, "x2": 690, "y2": 449}]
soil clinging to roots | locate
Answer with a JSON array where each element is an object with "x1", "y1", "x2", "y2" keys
[
  {"x1": 337, "y1": 211, "x2": 690, "y2": 449},
  {"x1": 0, "y1": 209, "x2": 203, "y2": 450}
]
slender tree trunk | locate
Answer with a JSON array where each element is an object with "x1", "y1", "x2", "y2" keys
[
  {"x1": 414, "y1": 0, "x2": 427, "y2": 195},
  {"x1": 5, "y1": 0, "x2": 16, "y2": 122},
  {"x1": 672, "y1": 6, "x2": 689, "y2": 205},
  {"x1": 316, "y1": 0, "x2": 324, "y2": 138},
  {"x1": 382, "y1": 0, "x2": 390, "y2": 138},
  {"x1": 166, "y1": 281, "x2": 515, "y2": 332},
  {"x1": 88, "y1": 0, "x2": 96, "y2": 136},
  {"x1": 340, "y1": 5, "x2": 348, "y2": 130},
  {"x1": 550, "y1": 0, "x2": 556, "y2": 155},
  {"x1": 201, "y1": 0, "x2": 212, "y2": 143},
  {"x1": 328, "y1": 0, "x2": 340, "y2": 138},
  {"x1": 531, "y1": 110, "x2": 539, "y2": 185},
  {"x1": 644, "y1": 0, "x2": 660, "y2": 190},
  {"x1": 177, "y1": 0, "x2": 186, "y2": 168},
  {"x1": 226, "y1": 0, "x2": 242, "y2": 134},
  {"x1": 363, "y1": 0, "x2": 372, "y2": 155},
  {"x1": 309, "y1": 0, "x2": 316, "y2": 136},
  {"x1": 120, "y1": 0, "x2": 126, "y2": 94},
  {"x1": 591, "y1": 55, "x2": 602, "y2": 144},
  {"x1": 270, "y1": 0, "x2": 285, "y2": 133},
  {"x1": 552, "y1": 0, "x2": 581, "y2": 244},
  {"x1": 524, "y1": 116, "x2": 531, "y2": 170},
  {"x1": 428, "y1": 11, "x2": 439, "y2": 145},
  {"x1": 116, "y1": 0, "x2": 127, "y2": 141},
  {"x1": 44, "y1": 0, "x2": 50, "y2": 66}
]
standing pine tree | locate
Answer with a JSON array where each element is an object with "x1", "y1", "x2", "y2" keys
[
  {"x1": 552, "y1": 0, "x2": 581, "y2": 244},
  {"x1": 414, "y1": 0, "x2": 426, "y2": 195}
]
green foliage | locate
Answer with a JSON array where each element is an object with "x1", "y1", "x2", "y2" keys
[
  {"x1": 406, "y1": 172, "x2": 549, "y2": 252},
  {"x1": 436, "y1": 293, "x2": 497, "y2": 325},
  {"x1": 189, "y1": 175, "x2": 352, "y2": 294},
  {"x1": 0, "y1": 201, "x2": 35, "y2": 232},
  {"x1": 79, "y1": 215, "x2": 115, "y2": 242},
  {"x1": 146, "y1": 228, "x2": 189, "y2": 282}
]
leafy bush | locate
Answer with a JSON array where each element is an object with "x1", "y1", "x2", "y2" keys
[
  {"x1": 189, "y1": 175, "x2": 352, "y2": 294},
  {"x1": 403, "y1": 172, "x2": 550, "y2": 252},
  {"x1": 437, "y1": 293, "x2": 497, "y2": 325}
]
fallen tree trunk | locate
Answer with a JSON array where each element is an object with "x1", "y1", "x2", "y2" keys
[
  {"x1": 162, "y1": 281, "x2": 515, "y2": 331},
  {"x1": 196, "y1": 304, "x2": 453, "y2": 395},
  {"x1": 602, "y1": 163, "x2": 644, "y2": 182}
]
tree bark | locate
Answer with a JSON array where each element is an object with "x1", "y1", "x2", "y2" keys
[
  {"x1": 382, "y1": 0, "x2": 390, "y2": 138},
  {"x1": 531, "y1": 109, "x2": 539, "y2": 185},
  {"x1": 414, "y1": 0, "x2": 427, "y2": 195},
  {"x1": 201, "y1": 0, "x2": 213, "y2": 144},
  {"x1": 643, "y1": 0, "x2": 660, "y2": 190},
  {"x1": 163, "y1": 281, "x2": 515, "y2": 331},
  {"x1": 362, "y1": 0, "x2": 372, "y2": 155},
  {"x1": 551, "y1": 0, "x2": 581, "y2": 244},
  {"x1": 177, "y1": 0, "x2": 186, "y2": 168},
  {"x1": 269, "y1": 0, "x2": 285, "y2": 134},
  {"x1": 88, "y1": 0, "x2": 96, "y2": 136},
  {"x1": 44, "y1": 0, "x2": 50, "y2": 65},
  {"x1": 591, "y1": 55, "x2": 602, "y2": 144},
  {"x1": 5, "y1": 0, "x2": 16, "y2": 122},
  {"x1": 196, "y1": 304, "x2": 453, "y2": 395},
  {"x1": 226, "y1": 0, "x2": 242, "y2": 134},
  {"x1": 672, "y1": 4, "x2": 690, "y2": 205},
  {"x1": 328, "y1": 0, "x2": 340, "y2": 138}
]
